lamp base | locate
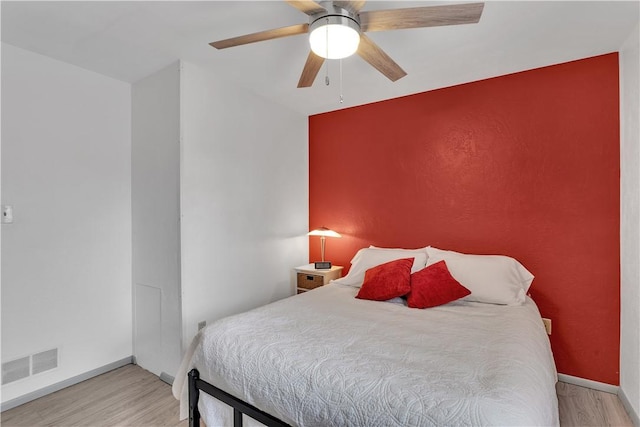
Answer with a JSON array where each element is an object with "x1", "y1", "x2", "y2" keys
[{"x1": 314, "y1": 261, "x2": 332, "y2": 270}]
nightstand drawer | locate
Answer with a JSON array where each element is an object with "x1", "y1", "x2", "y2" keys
[
  {"x1": 297, "y1": 273, "x2": 324, "y2": 290},
  {"x1": 293, "y1": 264, "x2": 343, "y2": 295}
]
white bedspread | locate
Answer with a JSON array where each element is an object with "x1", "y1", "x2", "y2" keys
[{"x1": 173, "y1": 283, "x2": 558, "y2": 426}]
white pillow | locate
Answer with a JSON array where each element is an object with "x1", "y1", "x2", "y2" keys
[
  {"x1": 425, "y1": 247, "x2": 534, "y2": 306},
  {"x1": 332, "y1": 247, "x2": 428, "y2": 288},
  {"x1": 348, "y1": 245, "x2": 429, "y2": 264},
  {"x1": 368, "y1": 245, "x2": 427, "y2": 252}
]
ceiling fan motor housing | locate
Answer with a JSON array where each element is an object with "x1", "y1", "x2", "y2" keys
[{"x1": 309, "y1": 4, "x2": 361, "y2": 28}]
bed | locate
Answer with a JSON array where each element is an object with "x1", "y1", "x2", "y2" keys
[{"x1": 173, "y1": 247, "x2": 559, "y2": 427}]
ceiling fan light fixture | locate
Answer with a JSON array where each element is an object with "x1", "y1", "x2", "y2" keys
[
  {"x1": 210, "y1": 2, "x2": 485, "y2": 87},
  {"x1": 309, "y1": 15, "x2": 360, "y2": 60}
]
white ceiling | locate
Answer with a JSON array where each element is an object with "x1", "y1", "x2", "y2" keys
[{"x1": 2, "y1": 1, "x2": 638, "y2": 115}]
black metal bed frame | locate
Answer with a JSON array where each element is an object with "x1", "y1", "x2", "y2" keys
[{"x1": 188, "y1": 369, "x2": 291, "y2": 427}]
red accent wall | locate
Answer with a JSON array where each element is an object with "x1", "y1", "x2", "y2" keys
[{"x1": 309, "y1": 53, "x2": 620, "y2": 385}]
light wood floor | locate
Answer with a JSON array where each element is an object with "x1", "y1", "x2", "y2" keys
[
  {"x1": 1, "y1": 364, "x2": 186, "y2": 427},
  {"x1": 1, "y1": 364, "x2": 634, "y2": 427},
  {"x1": 557, "y1": 381, "x2": 633, "y2": 427}
]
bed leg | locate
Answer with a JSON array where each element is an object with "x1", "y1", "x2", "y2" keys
[
  {"x1": 188, "y1": 369, "x2": 201, "y2": 427},
  {"x1": 234, "y1": 408, "x2": 243, "y2": 427}
]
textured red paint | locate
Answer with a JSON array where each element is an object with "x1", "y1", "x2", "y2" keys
[{"x1": 309, "y1": 53, "x2": 620, "y2": 385}]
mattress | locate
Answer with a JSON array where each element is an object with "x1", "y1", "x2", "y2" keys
[{"x1": 173, "y1": 283, "x2": 559, "y2": 426}]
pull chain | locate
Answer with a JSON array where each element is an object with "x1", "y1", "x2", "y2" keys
[
  {"x1": 319, "y1": 19, "x2": 344, "y2": 103},
  {"x1": 339, "y1": 58, "x2": 344, "y2": 103},
  {"x1": 324, "y1": 18, "x2": 330, "y2": 86}
]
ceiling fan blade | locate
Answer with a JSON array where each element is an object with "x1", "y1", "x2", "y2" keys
[
  {"x1": 357, "y1": 34, "x2": 406, "y2": 82},
  {"x1": 360, "y1": 2, "x2": 484, "y2": 32},
  {"x1": 285, "y1": 0, "x2": 326, "y2": 15},
  {"x1": 298, "y1": 51, "x2": 325, "y2": 88},
  {"x1": 210, "y1": 23, "x2": 309, "y2": 49},
  {"x1": 333, "y1": 1, "x2": 366, "y2": 13}
]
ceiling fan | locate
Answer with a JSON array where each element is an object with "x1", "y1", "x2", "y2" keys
[{"x1": 210, "y1": 1, "x2": 484, "y2": 88}]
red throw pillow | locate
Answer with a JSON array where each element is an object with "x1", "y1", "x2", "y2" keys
[
  {"x1": 407, "y1": 260, "x2": 471, "y2": 308},
  {"x1": 356, "y1": 258, "x2": 413, "y2": 301}
]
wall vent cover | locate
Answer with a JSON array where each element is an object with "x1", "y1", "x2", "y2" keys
[
  {"x1": 2, "y1": 357, "x2": 30, "y2": 385},
  {"x1": 32, "y1": 348, "x2": 58, "y2": 375}
]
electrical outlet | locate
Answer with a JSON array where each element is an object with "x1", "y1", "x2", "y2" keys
[
  {"x1": 542, "y1": 318, "x2": 552, "y2": 335},
  {"x1": 2, "y1": 205, "x2": 13, "y2": 224},
  {"x1": 198, "y1": 321, "x2": 206, "y2": 330}
]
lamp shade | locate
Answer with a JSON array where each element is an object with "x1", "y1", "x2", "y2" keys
[
  {"x1": 308, "y1": 227, "x2": 341, "y2": 263},
  {"x1": 308, "y1": 227, "x2": 342, "y2": 238},
  {"x1": 309, "y1": 16, "x2": 360, "y2": 60}
]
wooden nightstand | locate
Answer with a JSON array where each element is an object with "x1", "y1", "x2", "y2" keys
[{"x1": 294, "y1": 264, "x2": 343, "y2": 294}]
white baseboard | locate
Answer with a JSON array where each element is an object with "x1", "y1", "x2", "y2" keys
[
  {"x1": 0, "y1": 356, "x2": 133, "y2": 412},
  {"x1": 557, "y1": 373, "x2": 619, "y2": 394},
  {"x1": 618, "y1": 387, "x2": 640, "y2": 427},
  {"x1": 159, "y1": 371, "x2": 175, "y2": 385}
]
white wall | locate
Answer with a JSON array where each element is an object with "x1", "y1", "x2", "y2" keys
[
  {"x1": 1, "y1": 44, "x2": 132, "y2": 403},
  {"x1": 620, "y1": 22, "x2": 640, "y2": 424},
  {"x1": 132, "y1": 62, "x2": 182, "y2": 377},
  {"x1": 179, "y1": 61, "x2": 308, "y2": 347}
]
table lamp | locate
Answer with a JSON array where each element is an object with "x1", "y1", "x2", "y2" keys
[{"x1": 308, "y1": 227, "x2": 341, "y2": 269}]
